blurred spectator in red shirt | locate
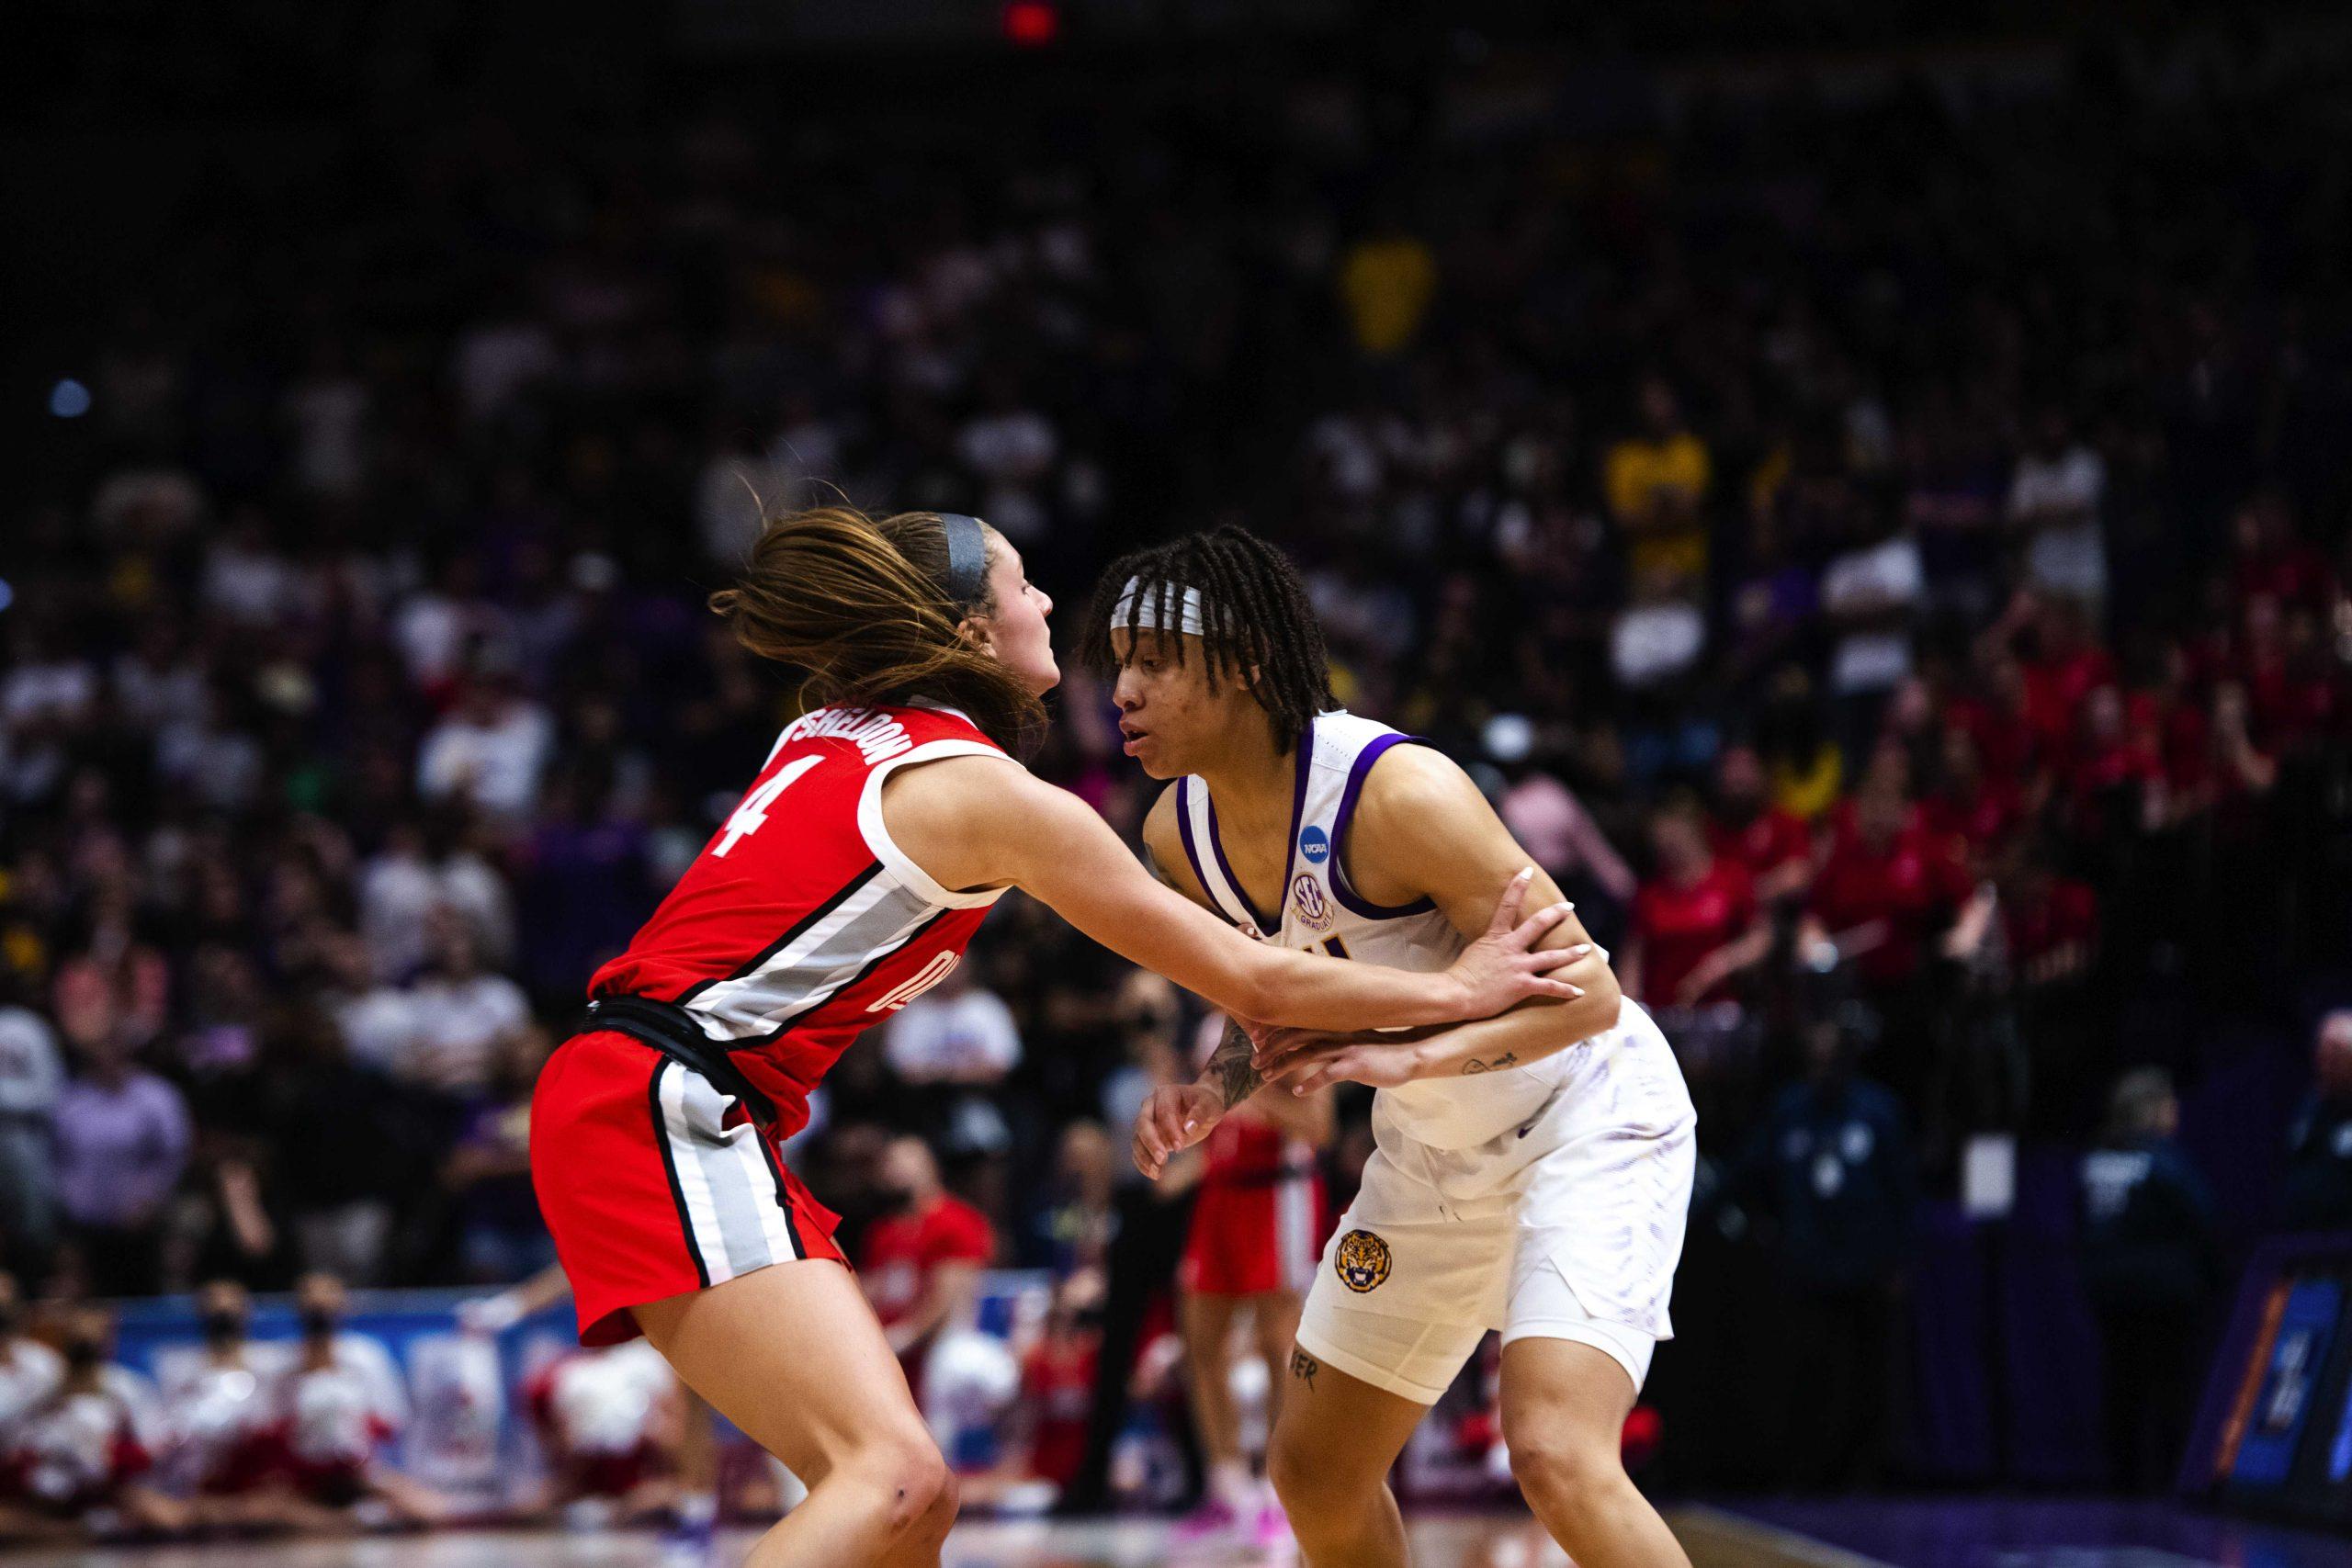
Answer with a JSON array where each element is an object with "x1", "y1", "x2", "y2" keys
[
  {"x1": 2001, "y1": 845, "x2": 2100, "y2": 992},
  {"x1": 1625, "y1": 797, "x2": 1769, "y2": 1010},
  {"x1": 1710, "y1": 742, "x2": 1814, "y2": 905},
  {"x1": 2064, "y1": 686, "x2": 2165, "y2": 843},
  {"x1": 2023, "y1": 597, "x2": 2117, "y2": 752},
  {"x1": 2228, "y1": 493, "x2": 2336, "y2": 612},
  {"x1": 2233, "y1": 594, "x2": 2343, "y2": 750},
  {"x1": 1921, "y1": 723, "x2": 2026, "y2": 874},
  {"x1": 1947, "y1": 646, "x2": 2040, "y2": 784},
  {"x1": 1010, "y1": 1274, "x2": 1102, "y2": 1495},
  {"x1": 1802, "y1": 782, "x2": 1972, "y2": 992},
  {"x1": 860, "y1": 1136, "x2": 996, "y2": 1394}
]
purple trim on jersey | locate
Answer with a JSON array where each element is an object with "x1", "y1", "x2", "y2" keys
[
  {"x1": 1330, "y1": 732, "x2": 1442, "y2": 919},
  {"x1": 1175, "y1": 779, "x2": 1242, "y2": 927},
  {"x1": 1288, "y1": 716, "x2": 1316, "y2": 862},
  {"x1": 1204, "y1": 805, "x2": 1277, "y2": 934},
  {"x1": 1200, "y1": 717, "x2": 1317, "y2": 934}
]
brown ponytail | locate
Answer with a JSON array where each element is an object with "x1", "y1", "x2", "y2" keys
[{"x1": 709, "y1": 505, "x2": 1045, "y2": 751}]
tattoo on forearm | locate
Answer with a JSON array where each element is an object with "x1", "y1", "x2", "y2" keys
[
  {"x1": 1462, "y1": 1051, "x2": 1519, "y2": 1076},
  {"x1": 1209, "y1": 1021, "x2": 1262, "y2": 1109},
  {"x1": 1289, "y1": 1348, "x2": 1319, "y2": 1389}
]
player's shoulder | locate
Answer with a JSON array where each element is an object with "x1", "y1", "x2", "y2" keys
[
  {"x1": 875, "y1": 744, "x2": 1035, "y2": 827},
  {"x1": 1352, "y1": 737, "x2": 1482, "y2": 823}
]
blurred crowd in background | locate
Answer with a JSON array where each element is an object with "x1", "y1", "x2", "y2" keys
[{"x1": 7, "y1": 9, "x2": 2352, "y2": 1509}]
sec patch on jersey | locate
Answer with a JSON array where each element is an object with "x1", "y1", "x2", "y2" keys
[
  {"x1": 1334, "y1": 1228, "x2": 1393, "y2": 1293},
  {"x1": 1291, "y1": 873, "x2": 1335, "y2": 931}
]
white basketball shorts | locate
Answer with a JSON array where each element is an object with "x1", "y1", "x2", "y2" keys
[{"x1": 1294, "y1": 1006, "x2": 1697, "y2": 1403}]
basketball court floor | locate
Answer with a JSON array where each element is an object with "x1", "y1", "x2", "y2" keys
[{"x1": 12, "y1": 1502, "x2": 2350, "y2": 1568}]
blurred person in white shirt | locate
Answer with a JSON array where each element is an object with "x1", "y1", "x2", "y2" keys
[
  {"x1": 399, "y1": 912, "x2": 531, "y2": 1097},
  {"x1": 1, "y1": 1306, "x2": 183, "y2": 1540},
  {"x1": 883, "y1": 961, "x2": 1022, "y2": 1086},
  {"x1": 2008, "y1": 409, "x2": 2108, "y2": 608},
  {"x1": 358, "y1": 814, "x2": 514, "y2": 983},
  {"x1": 274, "y1": 1274, "x2": 442, "y2": 1527},
  {"x1": 416, "y1": 663, "x2": 553, "y2": 827},
  {"x1": 0, "y1": 1275, "x2": 62, "y2": 1456},
  {"x1": 0, "y1": 975, "x2": 62, "y2": 1273},
  {"x1": 161, "y1": 1281, "x2": 308, "y2": 1528}
]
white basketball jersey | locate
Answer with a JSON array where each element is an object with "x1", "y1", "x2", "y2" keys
[{"x1": 1173, "y1": 711, "x2": 1580, "y2": 1151}]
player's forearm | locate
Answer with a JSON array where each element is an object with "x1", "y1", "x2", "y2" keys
[
  {"x1": 1403, "y1": 961, "x2": 1623, "y2": 1079},
  {"x1": 1229, "y1": 941, "x2": 1476, "y2": 1032},
  {"x1": 1194, "y1": 1020, "x2": 1263, "y2": 1110}
]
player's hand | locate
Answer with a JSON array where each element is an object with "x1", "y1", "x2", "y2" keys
[
  {"x1": 1252, "y1": 1028, "x2": 1428, "y2": 1093},
  {"x1": 1442, "y1": 868, "x2": 1584, "y2": 1019},
  {"x1": 1132, "y1": 1082, "x2": 1223, "y2": 1180}
]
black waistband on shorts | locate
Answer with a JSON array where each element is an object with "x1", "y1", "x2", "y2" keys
[{"x1": 577, "y1": 994, "x2": 779, "y2": 1128}]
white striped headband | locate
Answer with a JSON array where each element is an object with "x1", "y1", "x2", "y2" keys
[{"x1": 1110, "y1": 577, "x2": 1208, "y2": 637}]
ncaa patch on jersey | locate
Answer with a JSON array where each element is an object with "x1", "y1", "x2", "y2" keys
[
  {"x1": 1298, "y1": 825, "x2": 1330, "y2": 863},
  {"x1": 1334, "y1": 1229, "x2": 1391, "y2": 1293},
  {"x1": 1291, "y1": 874, "x2": 1334, "y2": 931}
]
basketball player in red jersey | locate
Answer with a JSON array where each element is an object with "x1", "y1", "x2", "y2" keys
[{"x1": 528, "y1": 505, "x2": 1586, "y2": 1568}]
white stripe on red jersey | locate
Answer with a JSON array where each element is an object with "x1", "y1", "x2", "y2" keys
[{"x1": 590, "y1": 704, "x2": 1008, "y2": 1139}]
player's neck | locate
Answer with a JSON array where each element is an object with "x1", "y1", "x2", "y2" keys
[{"x1": 1193, "y1": 710, "x2": 1293, "y2": 834}]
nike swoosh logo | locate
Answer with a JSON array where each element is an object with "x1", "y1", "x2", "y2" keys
[{"x1": 1517, "y1": 1123, "x2": 1536, "y2": 1139}]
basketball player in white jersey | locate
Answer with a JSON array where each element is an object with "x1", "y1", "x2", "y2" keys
[{"x1": 1090, "y1": 528, "x2": 1698, "y2": 1568}]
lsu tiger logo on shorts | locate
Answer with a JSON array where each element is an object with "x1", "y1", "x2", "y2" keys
[
  {"x1": 1291, "y1": 874, "x2": 1334, "y2": 931},
  {"x1": 1333, "y1": 1229, "x2": 1392, "y2": 1293}
]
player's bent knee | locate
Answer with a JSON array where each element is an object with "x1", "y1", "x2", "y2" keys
[
  {"x1": 1505, "y1": 1427, "x2": 1622, "y2": 1513},
  {"x1": 907, "y1": 1466, "x2": 959, "y2": 1546},
  {"x1": 849, "y1": 1430, "x2": 954, "y2": 1536}
]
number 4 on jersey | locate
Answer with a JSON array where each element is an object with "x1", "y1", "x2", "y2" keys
[{"x1": 714, "y1": 756, "x2": 821, "y2": 857}]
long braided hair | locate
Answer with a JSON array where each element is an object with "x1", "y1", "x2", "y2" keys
[{"x1": 1080, "y1": 525, "x2": 1336, "y2": 754}]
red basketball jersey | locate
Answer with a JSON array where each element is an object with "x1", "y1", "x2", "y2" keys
[
  {"x1": 1198, "y1": 1111, "x2": 1307, "y2": 1190},
  {"x1": 589, "y1": 704, "x2": 1009, "y2": 1139}
]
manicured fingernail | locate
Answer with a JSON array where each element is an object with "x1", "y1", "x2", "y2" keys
[{"x1": 1517, "y1": 866, "x2": 1534, "y2": 879}]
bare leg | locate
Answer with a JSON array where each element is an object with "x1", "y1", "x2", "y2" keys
[
  {"x1": 619, "y1": 1476, "x2": 684, "y2": 1525},
  {"x1": 1498, "y1": 1337, "x2": 1690, "y2": 1568},
  {"x1": 251, "y1": 1485, "x2": 363, "y2": 1536},
  {"x1": 1264, "y1": 1348, "x2": 1426, "y2": 1568},
  {"x1": 113, "y1": 1484, "x2": 192, "y2": 1537},
  {"x1": 1179, "y1": 1292, "x2": 1247, "y2": 1506},
  {"x1": 1248, "y1": 1289, "x2": 1306, "y2": 1457},
  {"x1": 678, "y1": 1384, "x2": 721, "y2": 1504},
  {"x1": 364, "y1": 1465, "x2": 450, "y2": 1528},
  {"x1": 636, "y1": 1260, "x2": 956, "y2": 1568},
  {"x1": 665, "y1": 1382, "x2": 725, "y2": 1553}
]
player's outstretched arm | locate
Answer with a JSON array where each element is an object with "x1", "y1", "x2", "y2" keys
[{"x1": 881, "y1": 755, "x2": 1582, "y2": 1032}]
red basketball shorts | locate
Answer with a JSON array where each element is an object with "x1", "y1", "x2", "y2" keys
[
  {"x1": 531, "y1": 1030, "x2": 846, "y2": 1347},
  {"x1": 1178, "y1": 1172, "x2": 1325, "y2": 1298}
]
